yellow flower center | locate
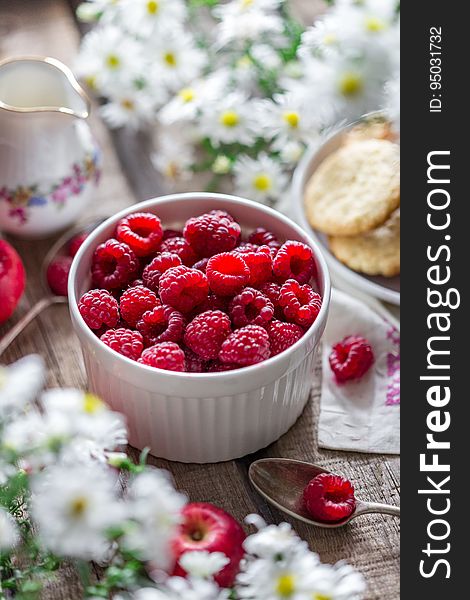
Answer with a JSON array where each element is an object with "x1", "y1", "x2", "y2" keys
[
  {"x1": 165, "y1": 162, "x2": 179, "y2": 179},
  {"x1": 163, "y1": 52, "x2": 177, "y2": 67},
  {"x1": 253, "y1": 173, "x2": 272, "y2": 192},
  {"x1": 84, "y1": 75, "x2": 97, "y2": 90},
  {"x1": 242, "y1": 0, "x2": 254, "y2": 8},
  {"x1": 220, "y1": 110, "x2": 239, "y2": 128},
  {"x1": 83, "y1": 393, "x2": 105, "y2": 414},
  {"x1": 283, "y1": 111, "x2": 300, "y2": 129},
  {"x1": 339, "y1": 72, "x2": 364, "y2": 97},
  {"x1": 70, "y1": 496, "x2": 88, "y2": 518},
  {"x1": 276, "y1": 574, "x2": 295, "y2": 597},
  {"x1": 121, "y1": 99, "x2": 135, "y2": 110},
  {"x1": 106, "y1": 54, "x2": 121, "y2": 69},
  {"x1": 147, "y1": 0, "x2": 159, "y2": 14},
  {"x1": 323, "y1": 33, "x2": 337, "y2": 45},
  {"x1": 365, "y1": 16, "x2": 386, "y2": 32},
  {"x1": 178, "y1": 88, "x2": 195, "y2": 103},
  {"x1": 314, "y1": 595, "x2": 332, "y2": 600},
  {"x1": 237, "y1": 55, "x2": 252, "y2": 69}
]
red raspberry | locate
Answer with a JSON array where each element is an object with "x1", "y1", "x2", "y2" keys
[
  {"x1": 303, "y1": 473, "x2": 356, "y2": 523},
  {"x1": 184, "y1": 310, "x2": 232, "y2": 360},
  {"x1": 234, "y1": 243, "x2": 260, "y2": 254},
  {"x1": 229, "y1": 288, "x2": 274, "y2": 329},
  {"x1": 0, "y1": 240, "x2": 25, "y2": 325},
  {"x1": 138, "y1": 342, "x2": 185, "y2": 372},
  {"x1": 329, "y1": 335, "x2": 375, "y2": 383},
  {"x1": 273, "y1": 240, "x2": 316, "y2": 284},
  {"x1": 162, "y1": 228, "x2": 182, "y2": 241},
  {"x1": 279, "y1": 279, "x2": 322, "y2": 328},
  {"x1": 119, "y1": 285, "x2": 159, "y2": 327},
  {"x1": 183, "y1": 213, "x2": 241, "y2": 257},
  {"x1": 267, "y1": 320, "x2": 304, "y2": 356},
  {"x1": 116, "y1": 212, "x2": 163, "y2": 257},
  {"x1": 207, "y1": 209, "x2": 235, "y2": 222},
  {"x1": 136, "y1": 304, "x2": 185, "y2": 346},
  {"x1": 219, "y1": 325, "x2": 270, "y2": 366},
  {"x1": 46, "y1": 256, "x2": 72, "y2": 297},
  {"x1": 159, "y1": 265, "x2": 209, "y2": 313},
  {"x1": 206, "y1": 360, "x2": 239, "y2": 372},
  {"x1": 192, "y1": 292, "x2": 229, "y2": 316},
  {"x1": 100, "y1": 328, "x2": 144, "y2": 361},
  {"x1": 259, "y1": 282, "x2": 281, "y2": 311},
  {"x1": 142, "y1": 252, "x2": 182, "y2": 293},
  {"x1": 68, "y1": 232, "x2": 88, "y2": 257},
  {"x1": 206, "y1": 253, "x2": 250, "y2": 296},
  {"x1": 233, "y1": 245, "x2": 272, "y2": 287},
  {"x1": 91, "y1": 239, "x2": 139, "y2": 290},
  {"x1": 248, "y1": 227, "x2": 281, "y2": 250},
  {"x1": 160, "y1": 237, "x2": 197, "y2": 267},
  {"x1": 192, "y1": 257, "x2": 210, "y2": 272},
  {"x1": 78, "y1": 289, "x2": 119, "y2": 330},
  {"x1": 183, "y1": 346, "x2": 206, "y2": 373}
]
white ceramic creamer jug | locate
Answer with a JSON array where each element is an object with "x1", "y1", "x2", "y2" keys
[{"x1": 0, "y1": 56, "x2": 101, "y2": 237}]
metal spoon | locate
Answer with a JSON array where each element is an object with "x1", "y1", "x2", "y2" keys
[
  {"x1": 249, "y1": 458, "x2": 400, "y2": 529},
  {"x1": 0, "y1": 217, "x2": 106, "y2": 357}
]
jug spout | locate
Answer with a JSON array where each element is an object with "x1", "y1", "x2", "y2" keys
[{"x1": 0, "y1": 56, "x2": 90, "y2": 119}]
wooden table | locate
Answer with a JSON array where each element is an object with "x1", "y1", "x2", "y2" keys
[{"x1": 0, "y1": 2, "x2": 400, "y2": 598}]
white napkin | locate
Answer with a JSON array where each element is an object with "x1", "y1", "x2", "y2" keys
[{"x1": 318, "y1": 289, "x2": 400, "y2": 454}]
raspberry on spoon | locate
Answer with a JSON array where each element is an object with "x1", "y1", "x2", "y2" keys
[
  {"x1": 0, "y1": 240, "x2": 25, "y2": 324},
  {"x1": 303, "y1": 473, "x2": 356, "y2": 523},
  {"x1": 46, "y1": 256, "x2": 73, "y2": 297},
  {"x1": 329, "y1": 335, "x2": 375, "y2": 383}
]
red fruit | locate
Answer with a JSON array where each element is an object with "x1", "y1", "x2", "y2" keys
[
  {"x1": 78, "y1": 289, "x2": 119, "y2": 330},
  {"x1": 100, "y1": 328, "x2": 144, "y2": 361},
  {"x1": 259, "y1": 282, "x2": 282, "y2": 317},
  {"x1": 172, "y1": 502, "x2": 246, "y2": 588},
  {"x1": 163, "y1": 228, "x2": 182, "y2": 241},
  {"x1": 184, "y1": 310, "x2": 232, "y2": 360},
  {"x1": 137, "y1": 304, "x2": 185, "y2": 346},
  {"x1": 279, "y1": 279, "x2": 322, "y2": 328},
  {"x1": 0, "y1": 240, "x2": 25, "y2": 324},
  {"x1": 68, "y1": 232, "x2": 88, "y2": 257},
  {"x1": 159, "y1": 265, "x2": 209, "y2": 313},
  {"x1": 273, "y1": 240, "x2": 316, "y2": 284},
  {"x1": 183, "y1": 213, "x2": 241, "y2": 257},
  {"x1": 160, "y1": 237, "x2": 197, "y2": 267},
  {"x1": 91, "y1": 239, "x2": 139, "y2": 290},
  {"x1": 303, "y1": 473, "x2": 356, "y2": 523},
  {"x1": 248, "y1": 227, "x2": 281, "y2": 250},
  {"x1": 329, "y1": 335, "x2": 375, "y2": 383},
  {"x1": 234, "y1": 245, "x2": 272, "y2": 287},
  {"x1": 183, "y1": 346, "x2": 206, "y2": 373},
  {"x1": 229, "y1": 288, "x2": 274, "y2": 329},
  {"x1": 46, "y1": 255, "x2": 72, "y2": 297},
  {"x1": 267, "y1": 320, "x2": 304, "y2": 356},
  {"x1": 116, "y1": 212, "x2": 163, "y2": 257},
  {"x1": 142, "y1": 252, "x2": 182, "y2": 293},
  {"x1": 234, "y1": 243, "x2": 260, "y2": 254},
  {"x1": 219, "y1": 325, "x2": 270, "y2": 366},
  {"x1": 206, "y1": 253, "x2": 250, "y2": 297},
  {"x1": 207, "y1": 209, "x2": 235, "y2": 222},
  {"x1": 138, "y1": 341, "x2": 185, "y2": 371},
  {"x1": 119, "y1": 285, "x2": 159, "y2": 327},
  {"x1": 192, "y1": 257, "x2": 210, "y2": 272}
]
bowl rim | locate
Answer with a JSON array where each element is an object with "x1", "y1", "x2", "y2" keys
[{"x1": 68, "y1": 192, "x2": 331, "y2": 380}]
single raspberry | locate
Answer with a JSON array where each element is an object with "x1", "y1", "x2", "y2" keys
[
  {"x1": 136, "y1": 304, "x2": 185, "y2": 346},
  {"x1": 183, "y1": 213, "x2": 241, "y2": 257},
  {"x1": 160, "y1": 236, "x2": 197, "y2": 267},
  {"x1": 234, "y1": 245, "x2": 272, "y2": 287},
  {"x1": 78, "y1": 289, "x2": 119, "y2": 330},
  {"x1": 0, "y1": 240, "x2": 25, "y2": 325},
  {"x1": 219, "y1": 325, "x2": 270, "y2": 366},
  {"x1": 184, "y1": 310, "x2": 232, "y2": 360},
  {"x1": 91, "y1": 239, "x2": 139, "y2": 290},
  {"x1": 259, "y1": 282, "x2": 281, "y2": 311},
  {"x1": 142, "y1": 252, "x2": 182, "y2": 293},
  {"x1": 138, "y1": 342, "x2": 185, "y2": 372},
  {"x1": 68, "y1": 232, "x2": 88, "y2": 257},
  {"x1": 229, "y1": 288, "x2": 274, "y2": 329},
  {"x1": 192, "y1": 292, "x2": 229, "y2": 316},
  {"x1": 206, "y1": 253, "x2": 250, "y2": 296},
  {"x1": 206, "y1": 360, "x2": 239, "y2": 372},
  {"x1": 100, "y1": 328, "x2": 144, "y2": 361},
  {"x1": 162, "y1": 228, "x2": 182, "y2": 241},
  {"x1": 279, "y1": 279, "x2": 322, "y2": 328},
  {"x1": 207, "y1": 209, "x2": 235, "y2": 222},
  {"x1": 192, "y1": 257, "x2": 210, "y2": 272},
  {"x1": 159, "y1": 265, "x2": 209, "y2": 313},
  {"x1": 303, "y1": 473, "x2": 356, "y2": 523},
  {"x1": 46, "y1": 256, "x2": 73, "y2": 297},
  {"x1": 273, "y1": 240, "x2": 316, "y2": 284},
  {"x1": 267, "y1": 320, "x2": 304, "y2": 356},
  {"x1": 183, "y1": 346, "x2": 206, "y2": 373},
  {"x1": 329, "y1": 335, "x2": 375, "y2": 383},
  {"x1": 248, "y1": 227, "x2": 281, "y2": 250},
  {"x1": 119, "y1": 285, "x2": 159, "y2": 327},
  {"x1": 116, "y1": 212, "x2": 163, "y2": 257}
]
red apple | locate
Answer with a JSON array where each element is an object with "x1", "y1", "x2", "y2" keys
[
  {"x1": 0, "y1": 239, "x2": 26, "y2": 324},
  {"x1": 172, "y1": 502, "x2": 246, "y2": 588}
]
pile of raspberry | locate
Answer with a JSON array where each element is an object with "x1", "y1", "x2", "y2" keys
[{"x1": 78, "y1": 209, "x2": 322, "y2": 372}]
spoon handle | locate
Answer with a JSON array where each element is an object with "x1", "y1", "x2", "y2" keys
[
  {"x1": 358, "y1": 501, "x2": 400, "y2": 518},
  {"x1": 0, "y1": 296, "x2": 67, "y2": 356}
]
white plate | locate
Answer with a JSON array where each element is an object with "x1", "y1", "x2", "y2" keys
[{"x1": 292, "y1": 119, "x2": 400, "y2": 306}]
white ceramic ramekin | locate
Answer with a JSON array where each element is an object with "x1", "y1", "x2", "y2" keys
[{"x1": 69, "y1": 193, "x2": 331, "y2": 463}]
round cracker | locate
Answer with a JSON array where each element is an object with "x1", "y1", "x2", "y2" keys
[
  {"x1": 329, "y1": 208, "x2": 400, "y2": 277},
  {"x1": 304, "y1": 139, "x2": 400, "y2": 236}
]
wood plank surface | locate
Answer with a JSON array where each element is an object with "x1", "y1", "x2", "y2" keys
[{"x1": 0, "y1": 2, "x2": 400, "y2": 598}]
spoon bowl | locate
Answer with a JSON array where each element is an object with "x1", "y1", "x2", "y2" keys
[{"x1": 249, "y1": 458, "x2": 400, "y2": 529}]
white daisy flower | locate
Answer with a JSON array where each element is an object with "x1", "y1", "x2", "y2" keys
[
  {"x1": 233, "y1": 154, "x2": 288, "y2": 204},
  {"x1": 132, "y1": 578, "x2": 229, "y2": 600},
  {"x1": 101, "y1": 87, "x2": 157, "y2": 129},
  {"x1": 0, "y1": 355, "x2": 44, "y2": 420},
  {"x1": 152, "y1": 126, "x2": 196, "y2": 181},
  {"x1": 31, "y1": 462, "x2": 124, "y2": 561},
  {"x1": 242, "y1": 520, "x2": 308, "y2": 560},
  {"x1": 179, "y1": 551, "x2": 230, "y2": 579},
  {"x1": 76, "y1": 0, "x2": 121, "y2": 23},
  {"x1": 123, "y1": 469, "x2": 187, "y2": 568},
  {"x1": 250, "y1": 44, "x2": 283, "y2": 71},
  {"x1": 119, "y1": 0, "x2": 186, "y2": 37},
  {"x1": 0, "y1": 507, "x2": 19, "y2": 551},
  {"x1": 384, "y1": 73, "x2": 400, "y2": 133},
  {"x1": 279, "y1": 140, "x2": 305, "y2": 165}
]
